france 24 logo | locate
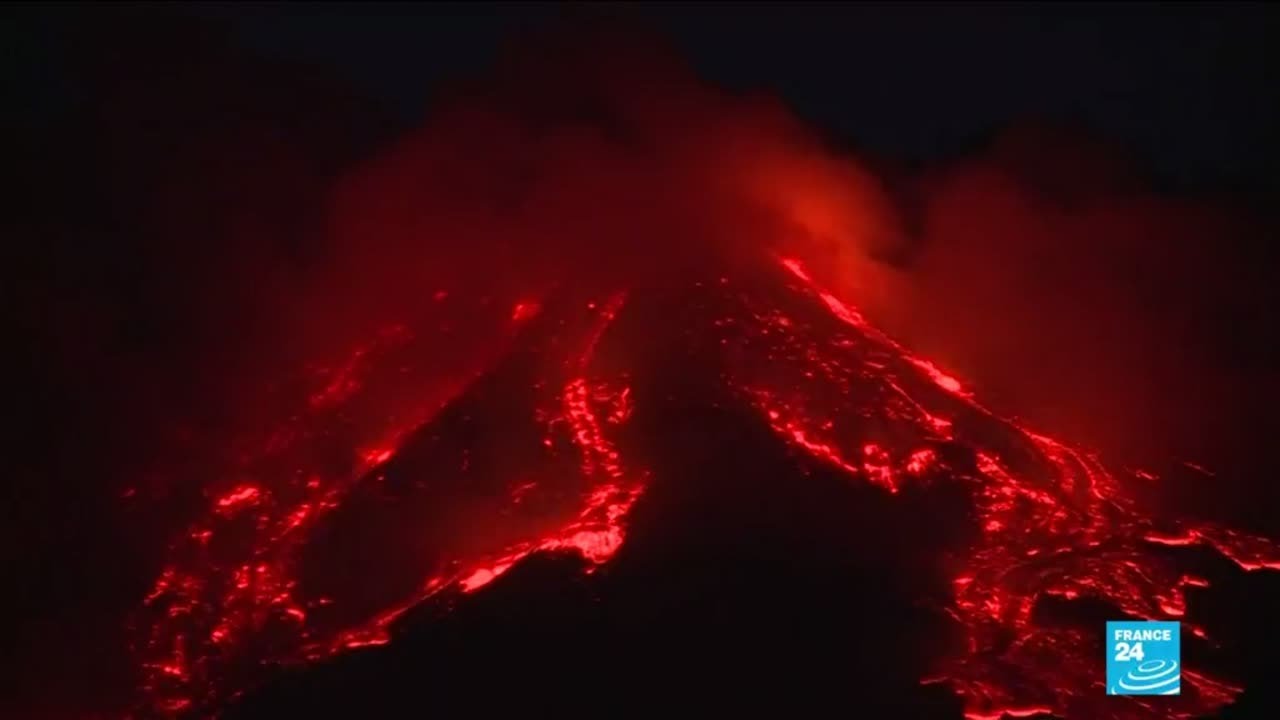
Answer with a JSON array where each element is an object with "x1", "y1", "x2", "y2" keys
[{"x1": 1106, "y1": 621, "x2": 1180, "y2": 695}]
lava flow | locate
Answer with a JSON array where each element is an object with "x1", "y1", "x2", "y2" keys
[
  {"x1": 132, "y1": 289, "x2": 646, "y2": 714},
  {"x1": 728, "y1": 257, "x2": 1279, "y2": 719},
  {"x1": 132, "y1": 252, "x2": 1278, "y2": 719}
]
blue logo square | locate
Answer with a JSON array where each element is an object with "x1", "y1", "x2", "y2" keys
[{"x1": 1106, "y1": 621, "x2": 1181, "y2": 695}]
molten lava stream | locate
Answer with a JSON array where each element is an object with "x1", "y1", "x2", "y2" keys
[
  {"x1": 133, "y1": 293, "x2": 646, "y2": 715},
  {"x1": 133, "y1": 254, "x2": 1278, "y2": 720},
  {"x1": 729, "y1": 257, "x2": 1279, "y2": 720}
]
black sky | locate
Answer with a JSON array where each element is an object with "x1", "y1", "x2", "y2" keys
[
  {"x1": 9, "y1": 3, "x2": 1278, "y2": 192},
  {"x1": 182, "y1": 2, "x2": 1279, "y2": 192}
]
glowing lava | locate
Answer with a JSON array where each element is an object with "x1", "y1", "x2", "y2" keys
[
  {"x1": 738, "y1": 257, "x2": 1280, "y2": 720},
  {"x1": 133, "y1": 295, "x2": 645, "y2": 714},
  {"x1": 132, "y1": 254, "x2": 1277, "y2": 720}
]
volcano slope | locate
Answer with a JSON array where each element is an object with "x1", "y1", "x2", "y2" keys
[{"x1": 135, "y1": 253, "x2": 1280, "y2": 720}]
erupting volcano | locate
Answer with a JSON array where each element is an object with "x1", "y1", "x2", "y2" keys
[
  {"x1": 133, "y1": 245, "x2": 1279, "y2": 719},
  {"x1": 12, "y1": 7, "x2": 1280, "y2": 720}
]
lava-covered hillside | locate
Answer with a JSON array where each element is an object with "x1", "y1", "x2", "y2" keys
[{"x1": 134, "y1": 252, "x2": 1280, "y2": 719}]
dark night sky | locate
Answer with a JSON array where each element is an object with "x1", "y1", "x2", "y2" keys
[
  {"x1": 173, "y1": 3, "x2": 1280, "y2": 191},
  {"x1": 10, "y1": 3, "x2": 1279, "y2": 191}
]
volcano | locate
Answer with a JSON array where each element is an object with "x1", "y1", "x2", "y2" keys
[{"x1": 132, "y1": 250, "x2": 1280, "y2": 720}]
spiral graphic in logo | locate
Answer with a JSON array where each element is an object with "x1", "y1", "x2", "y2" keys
[{"x1": 1111, "y1": 659, "x2": 1180, "y2": 695}]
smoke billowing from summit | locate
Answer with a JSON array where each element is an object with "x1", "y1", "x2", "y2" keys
[
  {"x1": 314, "y1": 30, "x2": 1277, "y2": 500},
  {"x1": 318, "y1": 32, "x2": 899, "y2": 326}
]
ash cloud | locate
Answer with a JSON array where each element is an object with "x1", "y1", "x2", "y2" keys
[
  {"x1": 318, "y1": 30, "x2": 900, "y2": 311},
  {"x1": 322, "y1": 28, "x2": 1278, "y2": 514},
  {"x1": 853, "y1": 126, "x2": 1280, "y2": 515}
]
